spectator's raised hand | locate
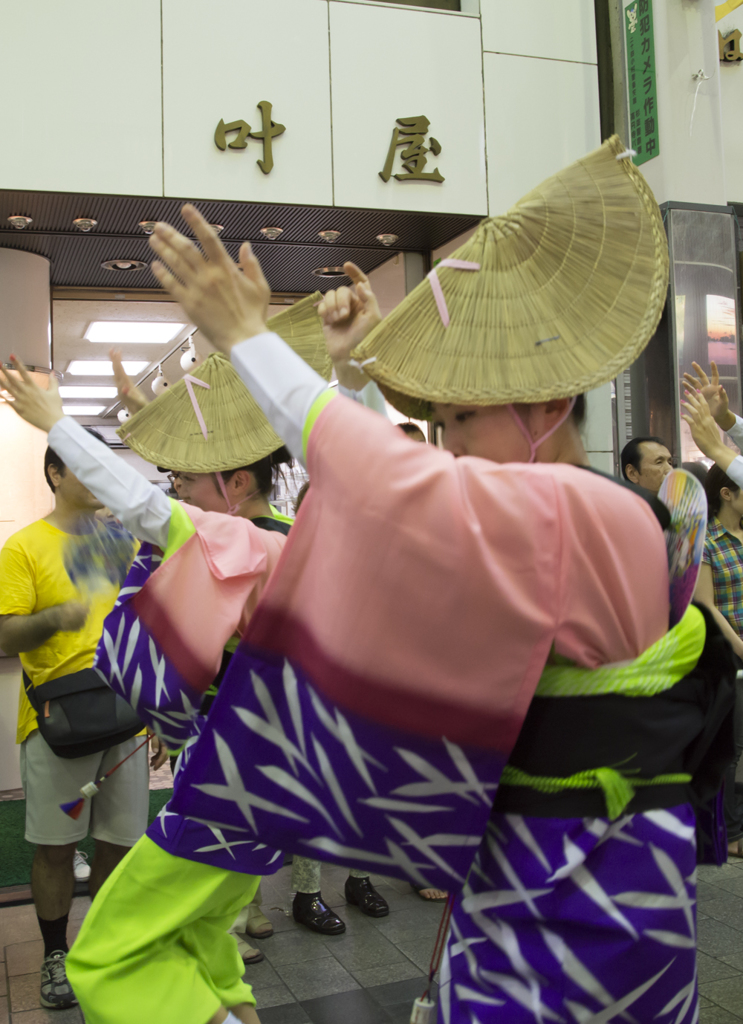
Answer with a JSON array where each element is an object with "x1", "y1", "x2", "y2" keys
[
  {"x1": 0, "y1": 357, "x2": 64, "y2": 433},
  {"x1": 681, "y1": 387, "x2": 734, "y2": 471},
  {"x1": 149, "y1": 204, "x2": 270, "y2": 353},
  {"x1": 682, "y1": 361, "x2": 734, "y2": 429},
  {"x1": 110, "y1": 349, "x2": 148, "y2": 414}
]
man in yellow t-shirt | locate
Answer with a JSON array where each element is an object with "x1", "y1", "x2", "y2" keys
[{"x1": 0, "y1": 437, "x2": 154, "y2": 1011}]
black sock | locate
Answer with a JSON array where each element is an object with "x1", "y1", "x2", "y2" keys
[{"x1": 37, "y1": 914, "x2": 69, "y2": 958}]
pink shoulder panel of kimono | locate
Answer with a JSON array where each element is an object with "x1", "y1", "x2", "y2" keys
[
  {"x1": 246, "y1": 397, "x2": 669, "y2": 748},
  {"x1": 134, "y1": 506, "x2": 286, "y2": 690}
]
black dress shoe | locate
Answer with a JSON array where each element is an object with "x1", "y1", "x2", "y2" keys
[
  {"x1": 292, "y1": 892, "x2": 346, "y2": 934},
  {"x1": 344, "y1": 875, "x2": 389, "y2": 918}
]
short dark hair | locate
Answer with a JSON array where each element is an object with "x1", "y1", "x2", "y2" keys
[
  {"x1": 705, "y1": 463, "x2": 741, "y2": 518},
  {"x1": 398, "y1": 423, "x2": 426, "y2": 439},
  {"x1": 216, "y1": 445, "x2": 293, "y2": 497},
  {"x1": 620, "y1": 436, "x2": 668, "y2": 481},
  {"x1": 681, "y1": 461, "x2": 709, "y2": 486},
  {"x1": 44, "y1": 427, "x2": 106, "y2": 493}
]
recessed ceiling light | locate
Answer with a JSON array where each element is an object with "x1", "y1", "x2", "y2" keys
[
  {"x1": 260, "y1": 226, "x2": 283, "y2": 240},
  {"x1": 101, "y1": 259, "x2": 149, "y2": 272},
  {"x1": 62, "y1": 405, "x2": 106, "y2": 416},
  {"x1": 312, "y1": 267, "x2": 348, "y2": 278},
  {"x1": 73, "y1": 218, "x2": 98, "y2": 232},
  {"x1": 139, "y1": 220, "x2": 158, "y2": 235},
  {"x1": 67, "y1": 360, "x2": 149, "y2": 376},
  {"x1": 84, "y1": 322, "x2": 187, "y2": 345},
  {"x1": 211, "y1": 224, "x2": 225, "y2": 235},
  {"x1": 7, "y1": 215, "x2": 32, "y2": 230},
  {"x1": 59, "y1": 386, "x2": 117, "y2": 399},
  {"x1": 376, "y1": 233, "x2": 398, "y2": 246},
  {"x1": 318, "y1": 230, "x2": 341, "y2": 243}
]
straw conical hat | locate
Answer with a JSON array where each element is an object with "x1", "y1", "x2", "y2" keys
[
  {"x1": 353, "y1": 135, "x2": 669, "y2": 418},
  {"x1": 116, "y1": 293, "x2": 332, "y2": 471}
]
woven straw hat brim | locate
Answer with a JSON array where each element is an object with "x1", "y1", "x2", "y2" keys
[
  {"x1": 354, "y1": 136, "x2": 669, "y2": 418},
  {"x1": 117, "y1": 292, "x2": 332, "y2": 471}
]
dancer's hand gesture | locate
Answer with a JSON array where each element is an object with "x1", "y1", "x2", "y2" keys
[
  {"x1": 0, "y1": 357, "x2": 64, "y2": 433},
  {"x1": 318, "y1": 263, "x2": 382, "y2": 389},
  {"x1": 681, "y1": 387, "x2": 733, "y2": 471},
  {"x1": 110, "y1": 349, "x2": 148, "y2": 414},
  {"x1": 682, "y1": 361, "x2": 734, "y2": 430},
  {"x1": 149, "y1": 204, "x2": 270, "y2": 353}
]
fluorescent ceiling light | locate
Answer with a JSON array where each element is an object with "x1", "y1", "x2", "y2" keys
[
  {"x1": 84, "y1": 322, "x2": 187, "y2": 345},
  {"x1": 67, "y1": 360, "x2": 149, "y2": 376},
  {"x1": 62, "y1": 405, "x2": 106, "y2": 416},
  {"x1": 59, "y1": 386, "x2": 117, "y2": 399}
]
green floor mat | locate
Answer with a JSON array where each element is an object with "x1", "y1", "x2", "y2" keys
[{"x1": 0, "y1": 789, "x2": 173, "y2": 888}]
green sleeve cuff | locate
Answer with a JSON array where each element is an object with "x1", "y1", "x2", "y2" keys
[
  {"x1": 163, "y1": 499, "x2": 197, "y2": 562},
  {"x1": 302, "y1": 390, "x2": 337, "y2": 462}
]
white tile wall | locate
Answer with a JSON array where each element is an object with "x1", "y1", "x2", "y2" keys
[
  {"x1": 162, "y1": 0, "x2": 333, "y2": 205},
  {"x1": 483, "y1": 52, "x2": 601, "y2": 214},
  {"x1": 329, "y1": 2, "x2": 488, "y2": 214},
  {"x1": 0, "y1": 0, "x2": 162, "y2": 195},
  {"x1": 480, "y1": 0, "x2": 598, "y2": 64}
]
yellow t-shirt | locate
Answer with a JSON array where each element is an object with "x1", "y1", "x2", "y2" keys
[{"x1": 0, "y1": 520, "x2": 133, "y2": 744}]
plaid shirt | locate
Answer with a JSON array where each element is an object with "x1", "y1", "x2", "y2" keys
[{"x1": 703, "y1": 517, "x2": 743, "y2": 638}]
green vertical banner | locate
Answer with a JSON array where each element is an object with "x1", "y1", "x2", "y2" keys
[{"x1": 625, "y1": 0, "x2": 659, "y2": 166}]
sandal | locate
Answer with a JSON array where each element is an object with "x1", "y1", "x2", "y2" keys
[
  {"x1": 233, "y1": 934, "x2": 265, "y2": 964},
  {"x1": 413, "y1": 885, "x2": 449, "y2": 903},
  {"x1": 728, "y1": 840, "x2": 743, "y2": 859},
  {"x1": 245, "y1": 908, "x2": 274, "y2": 939}
]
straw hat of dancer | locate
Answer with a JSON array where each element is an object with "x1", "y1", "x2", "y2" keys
[
  {"x1": 352, "y1": 135, "x2": 669, "y2": 419},
  {"x1": 117, "y1": 293, "x2": 332, "y2": 471}
]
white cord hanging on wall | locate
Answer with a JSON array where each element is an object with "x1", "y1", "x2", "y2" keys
[{"x1": 690, "y1": 68, "x2": 711, "y2": 138}]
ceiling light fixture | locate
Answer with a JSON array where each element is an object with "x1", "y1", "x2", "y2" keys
[
  {"x1": 138, "y1": 220, "x2": 158, "y2": 234},
  {"x1": 84, "y1": 322, "x2": 187, "y2": 345},
  {"x1": 180, "y1": 338, "x2": 198, "y2": 371},
  {"x1": 312, "y1": 267, "x2": 348, "y2": 278},
  {"x1": 376, "y1": 233, "x2": 398, "y2": 247},
  {"x1": 62, "y1": 405, "x2": 106, "y2": 416},
  {"x1": 318, "y1": 230, "x2": 341, "y2": 243},
  {"x1": 210, "y1": 224, "x2": 225, "y2": 235},
  {"x1": 7, "y1": 215, "x2": 32, "y2": 230},
  {"x1": 59, "y1": 386, "x2": 117, "y2": 399},
  {"x1": 260, "y1": 226, "x2": 283, "y2": 240},
  {"x1": 67, "y1": 360, "x2": 149, "y2": 376},
  {"x1": 101, "y1": 259, "x2": 149, "y2": 272},
  {"x1": 73, "y1": 218, "x2": 98, "y2": 232},
  {"x1": 151, "y1": 366, "x2": 169, "y2": 396}
]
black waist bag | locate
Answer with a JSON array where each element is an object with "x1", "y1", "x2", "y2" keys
[{"x1": 23, "y1": 668, "x2": 144, "y2": 759}]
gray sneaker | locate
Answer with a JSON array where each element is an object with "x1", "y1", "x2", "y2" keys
[{"x1": 40, "y1": 950, "x2": 78, "y2": 1009}]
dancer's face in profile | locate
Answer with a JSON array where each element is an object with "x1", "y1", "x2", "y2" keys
[
  {"x1": 171, "y1": 471, "x2": 226, "y2": 513},
  {"x1": 433, "y1": 403, "x2": 530, "y2": 463}
]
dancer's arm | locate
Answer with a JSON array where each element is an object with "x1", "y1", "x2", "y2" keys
[
  {"x1": 681, "y1": 389, "x2": 743, "y2": 489},
  {"x1": 0, "y1": 362, "x2": 172, "y2": 546}
]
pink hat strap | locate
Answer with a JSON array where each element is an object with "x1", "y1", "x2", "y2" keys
[
  {"x1": 184, "y1": 374, "x2": 210, "y2": 440},
  {"x1": 507, "y1": 397, "x2": 577, "y2": 464},
  {"x1": 214, "y1": 471, "x2": 260, "y2": 516},
  {"x1": 427, "y1": 259, "x2": 480, "y2": 328}
]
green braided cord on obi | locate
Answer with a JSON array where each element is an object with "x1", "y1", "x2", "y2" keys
[
  {"x1": 302, "y1": 390, "x2": 337, "y2": 462},
  {"x1": 500, "y1": 764, "x2": 692, "y2": 820},
  {"x1": 535, "y1": 604, "x2": 705, "y2": 698},
  {"x1": 163, "y1": 499, "x2": 197, "y2": 563}
]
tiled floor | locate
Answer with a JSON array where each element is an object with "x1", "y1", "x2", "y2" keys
[
  {"x1": 0, "y1": 862, "x2": 443, "y2": 1024},
  {"x1": 8, "y1": 857, "x2": 743, "y2": 1022}
]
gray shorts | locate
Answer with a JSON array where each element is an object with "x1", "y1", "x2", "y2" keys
[{"x1": 20, "y1": 730, "x2": 149, "y2": 847}]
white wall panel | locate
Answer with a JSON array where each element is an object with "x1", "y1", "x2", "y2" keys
[
  {"x1": 484, "y1": 53, "x2": 600, "y2": 215},
  {"x1": 163, "y1": 0, "x2": 333, "y2": 206},
  {"x1": 330, "y1": 3, "x2": 487, "y2": 215},
  {"x1": 481, "y1": 0, "x2": 597, "y2": 64},
  {"x1": 0, "y1": 1, "x2": 161, "y2": 196}
]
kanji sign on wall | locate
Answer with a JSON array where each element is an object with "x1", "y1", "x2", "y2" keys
[{"x1": 625, "y1": 0, "x2": 659, "y2": 166}]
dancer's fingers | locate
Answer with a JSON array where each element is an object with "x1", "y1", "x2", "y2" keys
[{"x1": 181, "y1": 204, "x2": 234, "y2": 270}]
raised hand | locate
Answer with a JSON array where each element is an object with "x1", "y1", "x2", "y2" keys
[
  {"x1": 110, "y1": 349, "x2": 148, "y2": 414},
  {"x1": 149, "y1": 205, "x2": 270, "y2": 353},
  {"x1": 681, "y1": 387, "x2": 733, "y2": 471},
  {"x1": 681, "y1": 361, "x2": 734, "y2": 429},
  {"x1": 317, "y1": 263, "x2": 382, "y2": 389},
  {"x1": 0, "y1": 357, "x2": 64, "y2": 433}
]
